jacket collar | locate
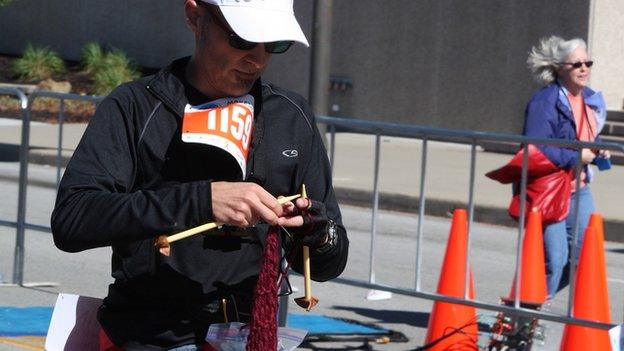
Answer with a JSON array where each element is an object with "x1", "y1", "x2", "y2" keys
[
  {"x1": 145, "y1": 56, "x2": 264, "y2": 118},
  {"x1": 146, "y1": 56, "x2": 268, "y2": 183},
  {"x1": 145, "y1": 57, "x2": 189, "y2": 118},
  {"x1": 554, "y1": 82, "x2": 574, "y2": 120},
  {"x1": 552, "y1": 80, "x2": 607, "y2": 134},
  {"x1": 554, "y1": 80, "x2": 605, "y2": 120},
  {"x1": 555, "y1": 79, "x2": 597, "y2": 103}
]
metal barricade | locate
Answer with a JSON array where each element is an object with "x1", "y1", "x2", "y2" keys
[
  {"x1": 0, "y1": 90, "x2": 620, "y2": 334},
  {"x1": 0, "y1": 87, "x2": 30, "y2": 286},
  {"x1": 319, "y1": 115, "x2": 622, "y2": 331},
  {"x1": 28, "y1": 91, "x2": 104, "y2": 188},
  {"x1": 0, "y1": 90, "x2": 102, "y2": 286}
]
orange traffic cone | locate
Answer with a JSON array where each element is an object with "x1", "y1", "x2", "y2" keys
[
  {"x1": 588, "y1": 213, "x2": 611, "y2": 322},
  {"x1": 560, "y1": 227, "x2": 611, "y2": 351},
  {"x1": 424, "y1": 209, "x2": 478, "y2": 350},
  {"x1": 505, "y1": 210, "x2": 547, "y2": 306}
]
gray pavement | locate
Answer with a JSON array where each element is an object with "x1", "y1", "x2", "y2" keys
[
  {"x1": 0, "y1": 176, "x2": 623, "y2": 350},
  {"x1": 329, "y1": 133, "x2": 624, "y2": 243},
  {"x1": 1, "y1": 118, "x2": 623, "y2": 350}
]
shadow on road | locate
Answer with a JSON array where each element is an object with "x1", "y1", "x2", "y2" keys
[
  {"x1": 332, "y1": 305, "x2": 430, "y2": 328},
  {"x1": 0, "y1": 143, "x2": 19, "y2": 162}
]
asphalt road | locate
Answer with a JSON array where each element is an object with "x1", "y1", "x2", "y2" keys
[{"x1": 1, "y1": 162, "x2": 623, "y2": 350}]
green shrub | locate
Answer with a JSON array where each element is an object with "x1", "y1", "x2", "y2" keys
[
  {"x1": 11, "y1": 44, "x2": 66, "y2": 81},
  {"x1": 0, "y1": 0, "x2": 13, "y2": 7},
  {"x1": 105, "y1": 50, "x2": 136, "y2": 73},
  {"x1": 80, "y1": 43, "x2": 140, "y2": 95},
  {"x1": 81, "y1": 42, "x2": 105, "y2": 74},
  {"x1": 91, "y1": 50, "x2": 140, "y2": 95}
]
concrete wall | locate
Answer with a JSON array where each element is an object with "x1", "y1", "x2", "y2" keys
[
  {"x1": 3, "y1": 0, "x2": 621, "y2": 134},
  {"x1": 329, "y1": 0, "x2": 591, "y2": 133},
  {"x1": 0, "y1": 1, "x2": 194, "y2": 68},
  {"x1": 262, "y1": 1, "x2": 314, "y2": 99},
  {"x1": 588, "y1": 0, "x2": 624, "y2": 110},
  {"x1": 0, "y1": 0, "x2": 314, "y2": 95}
]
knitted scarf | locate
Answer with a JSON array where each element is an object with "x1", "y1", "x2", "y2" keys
[{"x1": 245, "y1": 226, "x2": 280, "y2": 351}]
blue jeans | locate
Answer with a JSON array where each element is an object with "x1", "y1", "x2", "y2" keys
[{"x1": 542, "y1": 186, "x2": 595, "y2": 298}]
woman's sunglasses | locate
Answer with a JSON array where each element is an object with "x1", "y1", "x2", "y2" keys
[
  {"x1": 206, "y1": 5, "x2": 294, "y2": 54},
  {"x1": 562, "y1": 61, "x2": 594, "y2": 69}
]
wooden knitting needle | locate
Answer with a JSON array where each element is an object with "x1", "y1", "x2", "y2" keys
[
  {"x1": 294, "y1": 184, "x2": 319, "y2": 311},
  {"x1": 155, "y1": 193, "x2": 301, "y2": 256}
]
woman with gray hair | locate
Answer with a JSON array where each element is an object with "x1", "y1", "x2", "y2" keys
[{"x1": 523, "y1": 35, "x2": 608, "y2": 300}]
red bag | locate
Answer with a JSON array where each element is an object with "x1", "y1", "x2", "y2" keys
[{"x1": 485, "y1": 145, "x2": 572, "y2": 224}]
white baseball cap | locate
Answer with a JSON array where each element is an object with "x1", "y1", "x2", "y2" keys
[{"x1": 200, "y1": 0, "x2": 309, "y2": 47}]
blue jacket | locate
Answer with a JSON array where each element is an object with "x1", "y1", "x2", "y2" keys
[{"x1": 522, "y1": 82, "x2": 606, "y2": 170}]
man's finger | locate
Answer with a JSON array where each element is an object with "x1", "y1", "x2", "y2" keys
[
  {"x1": 278, "y1": 215, "x2": 304, "y2": 227},
  {"x1": 281, "y1": 201, "x2": 296, "y2": 214},
  {"x1": 295, "y1": 198, "x2": 311, "y2": 210},
  {"x1": 252, "y1": 186, "x2": 284, "y2": 217},
  {"x1": 233, "y1": 185, "x2": 280, "y2": 225},
  {"x1": 247, "y1": 199, "x2": 280, "y2": 225}
]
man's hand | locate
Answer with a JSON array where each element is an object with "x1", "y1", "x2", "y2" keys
[
  {"x1": 278, "y1": 198, "x2": 312, "y2": 227},
  {"x1": 280, "y1": 198, "x2": 331, "y2": 248},
  {"x1": 211, "y1": 182, "x2": 284, "y2": 227}
]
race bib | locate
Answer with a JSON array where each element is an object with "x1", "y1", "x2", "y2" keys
[{"x1": 182, "y1": 95, "x2": 254, "y2": 178}]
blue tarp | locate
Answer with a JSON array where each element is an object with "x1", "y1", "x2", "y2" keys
[
  {"x1": 288, "y1": 313, "x2": 388, "y2": 335},
  {"x1": 0, "y1": 306, "x2": 53, "y2": 336},
  {"x1": 0, "y1": 306, "x2": 388, "y2": 338}
]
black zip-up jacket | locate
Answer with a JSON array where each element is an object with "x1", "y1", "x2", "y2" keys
[{"x1": 51, "y1": 57, "x2": 348, "y2": 348}]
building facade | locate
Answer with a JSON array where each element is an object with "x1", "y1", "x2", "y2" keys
[{"x1": 0, "y1": 0, "x2": 621, "y2": 133}]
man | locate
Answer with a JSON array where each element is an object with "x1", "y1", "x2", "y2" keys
[{"x1": 51, "y1": 0, "x2": 348, "y2": 349}]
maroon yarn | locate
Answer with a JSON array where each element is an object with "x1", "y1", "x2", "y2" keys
[{"x1": 246, "y1": 226, "x2": 280, "y2": 351}]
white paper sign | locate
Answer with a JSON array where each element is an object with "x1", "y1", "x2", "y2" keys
[{"x1": 45, "y1": 293, "x2": 103, "y2": 351}]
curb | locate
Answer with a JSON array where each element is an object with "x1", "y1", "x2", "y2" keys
[
  {"x1": 334, "y1": 187, "x2": 624, "y2": 244},
  {"x1": 5, "y1": 148, "x2": 623, "y2": 244},
  {"x1": 0, "y1": 145, "x2": 71, "y2": 166},
  {"x1": 28, "y1": 148, "x2": 72, "y2": 168}
]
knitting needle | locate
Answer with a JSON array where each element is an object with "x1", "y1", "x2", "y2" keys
[
  {"x1": 155, "y1": 193, "x2": 301, "y2": 256},
  {"x1": 294, "y1": 184, "x2": 318, "y2": 311}
]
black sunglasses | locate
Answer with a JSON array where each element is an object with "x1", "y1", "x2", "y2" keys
[
  {"x1": 562, "y1": 61, "x2": 594, "y2": 69},
  {"x1": 205, "y1": 5, "x2": 294, "y2": 54}
]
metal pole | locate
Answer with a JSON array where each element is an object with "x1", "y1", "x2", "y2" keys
[
  {"x1": 56, "y1": 98, "x2": 65, "y2": 188},
  {"x1": 329, "y1": 125, "x2": 336, "y2": 176},
  {"x1": 415, "y1": 137, "x2": 428, "y2": 292},
  {"x1": 368, "y1": 134, "x2": 381, "y2": 284},
  {"x1": 13, "y1": 96, "x2": 32, "y2": 286},
  {"x1": 331, "y1": 275, "x2": 615, "y2": 331},
  {"x1": 464, "y1": 141, "x2": 477, "y2": 299},
  {"x1": 278, "y1": 247, "x2": 289, "y2": 327},
  {"x1": 309, "y1": 0, "x2": 333, "y2": 146},
  {"x1": 513, "y1": 143, "x2": 530, "y2": 308},
  {"x1": 567, "y1": 150, "x2": 583, "y2": 317},
  {"x1": 278, "y1": 294, "x2": 289, "y2": 327}
]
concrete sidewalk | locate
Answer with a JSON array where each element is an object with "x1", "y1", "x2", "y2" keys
[
  {"x1": 330, "y1": 134, "x2": 624, "y2": 242},
  {"x1": 1, "y1": 117, "x2": 623, "y2": 242}
]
